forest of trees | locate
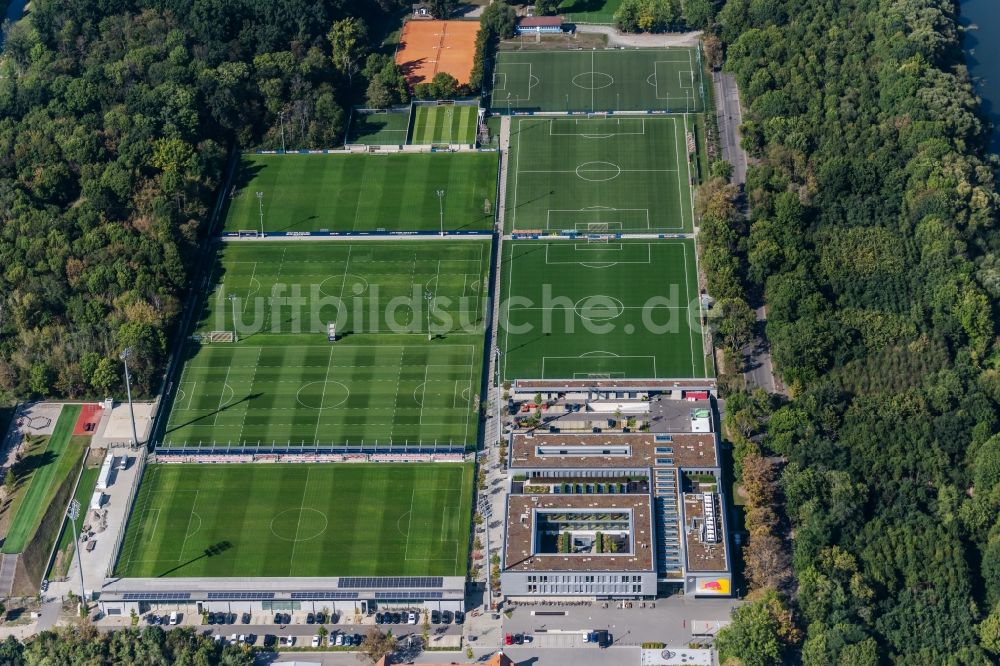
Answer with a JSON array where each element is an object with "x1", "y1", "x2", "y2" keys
[
  {"x1": 0, "y1": 0, "x2": 408, "y2": 402},
  {"x1": 709, "y1": 0, "x2": 1000, "y2": 664},
  {"x1": 0, "y1": 625, "x2": 253, "y2": 665}
]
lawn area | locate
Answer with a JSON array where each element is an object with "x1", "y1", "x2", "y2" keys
[
  {"x1": 114, "y1": 463, "x2": 473, "y2": 578},
  {"x1": 162, "y1": 240, "x2": 489, "y2": 448},
  {"x1": 2, "y1": 405, "x2": 85, "y2": 554},
  {"x1": 345, "y1": 109, "x2": 411, "y2": 146},
  {"x1": 224, "y1": 152, "x2": 498, "y2": 233},
  {"x1": 410, "y1": 104, "x2": 478, "y2": 145},
  {"x1": 490, "y1": 48, "x2": 705, "y2": 113},
  {"x1": 557, "y1": 0, "x2": 622, "y2": 23},
  {"x1": 499, "y1": 239, "x2": 707, "y2": 380},
  {"x1": 504, "y1": 116, "x2": 693, "y2": 234}
]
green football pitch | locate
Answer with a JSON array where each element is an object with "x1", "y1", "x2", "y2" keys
[
  {"x1": 490, "y1": 48, "x2": 704, "y2": 113},
  {"x1": 162, "y1": 240, "x2": 488, "y2": 448},
  {"x1": 411, "y1": 105, "x2": 479, "y2": 145},
  {"x1": 114, "y1": 463, "x2": 473, "y2": 578},
  {"x1": 224, "y1": 152, "x2": 497, "y2": 233},
  {"x1": 345, "y1": 109, "x2": 411, "y2": 146},
  {"x1": 505, "y1": 116, "x2": 694, "y2": 234},
  {"x1": 499, "y1": 239, "x2": 708, "y2": 380}
]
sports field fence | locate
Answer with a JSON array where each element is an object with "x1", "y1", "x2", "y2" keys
[{"x1": 105, "y1": 448, "x2": 148, "y2": 577}]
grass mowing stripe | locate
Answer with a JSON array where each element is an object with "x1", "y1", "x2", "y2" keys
[
  {"x1": 224, "y1": 152, "x2": 496, "y2": 233},
  {"x1": 2, "y1": 405, "x2": 83, "y2": 553},
  {"x1": 114, "y1": 463, "x2": 472, "y2": 578}
]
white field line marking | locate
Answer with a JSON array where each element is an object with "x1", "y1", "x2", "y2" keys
[
  {"x1": 242, "y1": 262, "x2": 257, "y2": 314},
  {"x1": 683, "y1": 242, "x2": 697, "y2": 378},
  {"x1": 178, "y1": 489, "x2": 201, "y2": 563},
  {"x1": 288, "y1": 466, "x2": 313, "y2": 576},
  {"x1": 314, "y1": 347, "x2": 335, "y2": 444},
  {"x1": 212, "y1": 366, "x2": 232, "y2": 426}
]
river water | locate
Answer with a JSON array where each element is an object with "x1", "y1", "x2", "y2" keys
[{"x1": 961, "y1": 0, "x2": 1000, "y2": 153}]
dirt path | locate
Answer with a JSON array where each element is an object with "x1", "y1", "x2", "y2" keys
[{"x1": 574, "y1": 26, "x2": 703, "y2": 48}]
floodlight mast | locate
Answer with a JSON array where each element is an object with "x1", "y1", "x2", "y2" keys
[
  {"x1": 425, "y1": 290, "x2": 434, "y2": 341},
  {"x1": 119, "y1": 348, "x2": 139, "y2": 448},
  {"x1": 228, "y1": 293, "x2": 239, "y2": 342},
  {"x1": 256, "y1": 191, "x2": 265, "y2": 237},
  {"x1": 67, "y1": 499, "x2": 86, "y2": 612},
  {"x1": 436, "y1": 189, "x2": 445, "y2": 237}
]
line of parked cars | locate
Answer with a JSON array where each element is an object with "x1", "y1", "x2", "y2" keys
[
  {"x1": 374, "y1": 610, "x2": 463, "y2": 625},
  {"x1": 311, "y1": 632, "x2": 363, "y2": 648},
  {"x1": 206, "y1": 612, "x2": 252, "y2": 625},
  {"x1": 145, "y1": 612, "x2": 180, "y2": 626}
]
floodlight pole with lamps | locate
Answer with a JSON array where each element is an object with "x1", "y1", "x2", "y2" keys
[
  {"x1": 436, "y1": 189, "x2": 445, "y2": 236},
  {"x1": 228, "y1": 293, "x2": 239, "y2": 342},
  {"x1": 256, "y1": 191, "x2": 265, "y2": 237},
  {"x1": 481, "y1": 499, "x2": 493, "y2": 610},
  {"x1": 119, "y1": 348, "x2": 139, "y2": 448},
  {"x1": 67, "y1": 499, "x2": 86, "y2": 612},
  {"x1": 425, "y1": 291, "x2": 434, "y2": 341},
  {"x1": 495, "y1": 348, "x2": 502, "y2": 444},
  {"x1": 279, "y1": 112, "x2": 286, "y2": 153}
]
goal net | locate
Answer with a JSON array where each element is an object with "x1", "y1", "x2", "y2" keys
[
  {"x1": 205, "y1": 331, "x2": 235, "y2": 343},
  {"x1": 587, "y1": 112, "x2": 608, "y2": 119},
  {"x1": 587, "y1": 235, "x2": 610, "y2": 244},
  {"x1": 238, "y1": 230, "x2": 261, "y2": 238}
]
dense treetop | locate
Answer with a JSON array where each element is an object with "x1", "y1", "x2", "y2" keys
[
  {"x1": 0, "y1": 0, "x2": 406, "y2": 401},
  {"x1": 712, "y1": 0, "x2": 1000, "y2": 663}
]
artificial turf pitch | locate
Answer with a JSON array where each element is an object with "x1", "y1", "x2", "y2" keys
[
  {"x1": 113, "y1": 463, "x2": 473, "y2": 578},
  {"x1": 505, "y1": 116, "x2": 694, "y2": 234},
  {"x1": 499, "y1": 239, "x2": 707, "y2": 380},
  {"x1": 411, "y1": 105, "x2": 478, "y2": 145},
  {"x1": 490, "y1": 48, "x2": 704, "y2": 113},
  {"x1": 162, "y1": 240, "x2": 489, "y2": 448},
  {"x1": 224, "y1": 152, "x2": 497, "y2": 233}
]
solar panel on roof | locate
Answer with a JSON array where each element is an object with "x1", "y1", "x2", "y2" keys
[
  {"x1": 339, "y1": 576, "x2": 443, "y2": 589},
  {"x1": 290, "y1": 591, "x2": 359, "y2": 600}
]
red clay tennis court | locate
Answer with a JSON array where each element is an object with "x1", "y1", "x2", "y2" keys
[
  {"x1": 73, "y1": 403, "x2": 102, "y2": 435},
  {"x1": 395, "y1": 20, "x2": 479, "y2": 87}
]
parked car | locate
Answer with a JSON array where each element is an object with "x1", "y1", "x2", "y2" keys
[
  {"x1": 335, "y1": 633, "x2": 345, "y2": 646},
  {"x1": 343, "y1": 634, "x2": 354, "y2": 646},
  {"x1": 504, "y1": 633, "x2": 514, "y2": 645},
  {"x1": 353, "y1": 633, "x2": 363, "y2": 645},
  {"x1": 392, "y1": 612, "x2": 402, "y2": 624},
  {"x1": 306, "y1": 612, "x2": 315, "y2": 624},
  {"x1": 442, "y1": 610, "x2": 453, "y2": 624},
  {"x1": 263, "y1": 635, "x2": 276, "y2": 648},
  {"x1": 168, "y1": 611, "x2": 179, "y2": 626},
  {"x1": 407, "y1": 611, "x2": 418, "y2": 625},
  {"x1": 374, "y1": 612, "x2": 384, "y2": 624},
  {"x1": 454, "y1": 611, "x2": 465, "y2": 625},
  {"x1": 241, "y1": 612, "x2": 250, "y2": 624},
  {"x1": 315, "y1": 611, "x2": 326, "y2": 623},
  {"x1": 431, "y1": 610, "x2": 441, "y2": 624},
  {"x1": 311, "y1": 635, "x2": 321, "y2": 648},
  {"x1": 514, "y1": 633, "x2": 524, "y2": 645}
]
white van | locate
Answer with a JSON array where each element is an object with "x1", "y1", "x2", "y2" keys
[
  {"x1": 118, "y1": 456, "x2": 129, "y2": 470},
  {"x1": 168, "y1": 611, "x2": 179, "y2": 625},
  {"x1": 407, "y1": 611, "x2": 418, "y2": 624}
]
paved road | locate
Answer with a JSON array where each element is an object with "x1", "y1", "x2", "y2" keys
[
  {"x1": 712, "y1": 71, "x2": 747, "y2": 187},
  {"x1": 742, "y1": 306, "x2": 782, "y2": 395},
  {"x1": 264, "y1": 646, "x2": 640, "y2": 665}
]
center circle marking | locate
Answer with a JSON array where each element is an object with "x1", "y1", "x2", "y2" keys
[
  {"x1": 296, "y1": 380, "x2": 350, "y2": 409},
  {"x1": 575, "y1": 161, "x2": 622, "y2": 182},
  {"x1": 572, "y1": 71, "x2": 614, "y2": 90},
  {"x1": 574, "y1": 296, "x2": 625, "y2": 321},
  {"x1": 270, "y1": 508, "x2": 329, "y2": 542}
]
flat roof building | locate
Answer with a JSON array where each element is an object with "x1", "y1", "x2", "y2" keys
[{"x1": 501, "y1": 417, "x2": 732, "y2": 599}]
